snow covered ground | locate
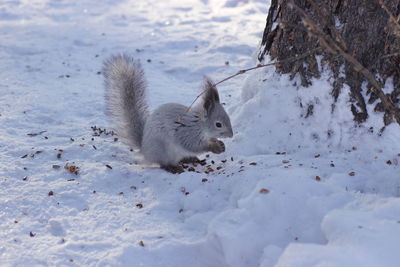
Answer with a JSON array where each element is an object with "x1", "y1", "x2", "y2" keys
[{"x1": 1, "y1": 0, "x2": 399, "y2": 266}]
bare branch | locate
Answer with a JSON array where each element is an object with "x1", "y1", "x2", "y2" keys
[{"x1": 185, "y1": 48, "x2": 320, "y2": 112}]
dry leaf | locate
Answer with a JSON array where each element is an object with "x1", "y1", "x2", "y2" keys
[{"x1": 64, "y1": 164, "x2": 79, "y2": 175}]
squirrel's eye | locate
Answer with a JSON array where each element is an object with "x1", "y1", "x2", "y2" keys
[{"x1": 215, "y1": 122, "x2": 222, "y2": 128}]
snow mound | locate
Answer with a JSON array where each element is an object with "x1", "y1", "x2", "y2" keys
[
  {"x1": 277, "y1": 196, "x2": 400, "y2": 267},
  {"x1": 230, "y1": 67, "x2": 400, "y2": 156}
]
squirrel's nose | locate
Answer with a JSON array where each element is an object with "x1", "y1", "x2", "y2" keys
[{"x1": 226, "y1": 129, "x2": 233, "y2": 138}]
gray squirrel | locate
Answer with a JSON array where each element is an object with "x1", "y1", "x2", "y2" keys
[{"x1": 103, "y1": 54, "x2": 233, "y2": 173}]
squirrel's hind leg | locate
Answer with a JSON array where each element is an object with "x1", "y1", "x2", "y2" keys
[
  {"x1": 160, "y1": 165, "x2": 184, "y2": 174},
  {"x1": 180, "y1": 157, "x2": 201, "y2": 164}
]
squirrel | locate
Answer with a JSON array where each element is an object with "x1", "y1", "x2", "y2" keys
[{"x1": 103, "y1": 54, "x2": 233, "y2": 173}]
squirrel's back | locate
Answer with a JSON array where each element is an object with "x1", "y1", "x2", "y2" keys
[
  {"x1": 141, "y1": 103, "x2": 204, "y2": 165},
  {"x1": 103, "y1": 54, "x2": 149, "y2": 148}
]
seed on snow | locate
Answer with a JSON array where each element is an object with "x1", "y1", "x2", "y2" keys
[{"x1": 259, "y1": 188, "x2": 269, "y2": 194}]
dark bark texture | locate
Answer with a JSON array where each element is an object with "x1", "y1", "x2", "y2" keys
[{"x1": 258, "y1": 0, "x2": 400, "y2": 125}]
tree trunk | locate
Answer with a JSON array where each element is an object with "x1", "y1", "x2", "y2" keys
[{"x1": 258, "y1": 0, "x2": 400, "y2": 126}]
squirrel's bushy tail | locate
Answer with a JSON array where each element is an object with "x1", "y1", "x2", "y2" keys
[{"x1": 103, "y1": 54, "x2": 149, "y2": 148}]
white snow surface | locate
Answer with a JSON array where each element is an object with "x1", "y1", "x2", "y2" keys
[{"x1": 1, "y1": 0, "x2": 400, "y2": 266}]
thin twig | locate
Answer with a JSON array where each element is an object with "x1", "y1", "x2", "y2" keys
[
  {"x1": 379, "y1": 0, "x2": 400, "y2": 37},
  {"x1": 216, "y1": 48, "x2": 320, "y2": 86},
  {"x1": 186, "y1": 48, "x2": 320, "y2": 112},
  {"x1": 380, "y1": 52, "x2": 400, "y2": 59}
]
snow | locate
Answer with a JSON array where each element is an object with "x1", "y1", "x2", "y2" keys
[
  {"x1": 277, "y1": 196, "x2": 400, "y2": 267},
  {"x1": 1, "y1": 0, "x2": 399, "y2": 266}
]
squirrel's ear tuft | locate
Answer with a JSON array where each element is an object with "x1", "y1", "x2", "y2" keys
[{"x1": 203, "y1": 77, "x2": 220, "y2": 113}]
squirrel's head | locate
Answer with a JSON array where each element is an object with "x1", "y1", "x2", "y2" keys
[{"x1": 201, "y1": 77, "x2": 233, "y2": 139}]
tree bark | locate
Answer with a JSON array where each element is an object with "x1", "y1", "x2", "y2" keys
[{"x1": 258, "y1": 0, "x2": 400, "y2": 126}]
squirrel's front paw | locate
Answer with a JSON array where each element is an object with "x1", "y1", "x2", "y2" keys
[{"x1": 209, "y1": 139, "x2": 225, "y2": 154}]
